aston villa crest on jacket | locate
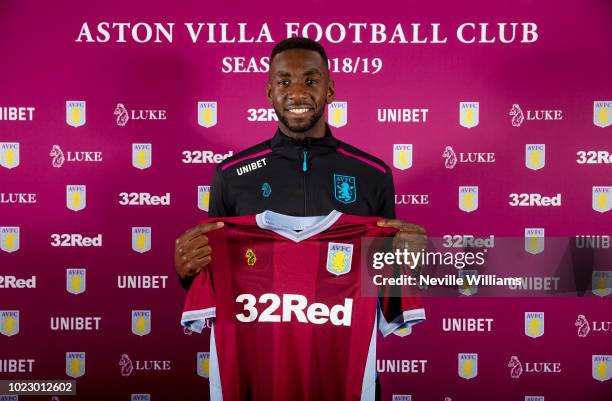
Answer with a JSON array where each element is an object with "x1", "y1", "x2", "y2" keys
[
  {"x1": 197, "y1": 352, "x2": 210, "y2": 378},
  {"x1": 198, "y1": 186, "x2": 211, "y2": 211},
  {"x1": 66, "y1": 268, "x2": 86, "y2": 295},
  {"x1": 592, "y1": 186, "x2": 612, "y2": 213},
  {"x1": 66, "y1": 352, "x2": 86, "y2": 378},
  {"x1": 459, "y1": 102, "x2": 479, "y2": 128},
  {"x1": 0, "y1": 226, "x2": 20, "y2": 253},
  {"x1": 524, "y1": 228, "x2": 544, "y2": 255},
  {"x1": 592, "y1": 355, "x2": 612, "y2": 382},
  {"x1": 458, "y1": 270, "x2": 478, "y2": 296},
  {"x1": 334, "y1": 174, "x2": 356, "y2": 204},
  {"x1": 326, "y1": 242, "x2": 353, "y2": 276},
  {"x1": 66, "y1": 185, "x2": 86, "y2": 212},
  {"x1": 132, "y1": 310, "x2": 151, "y2": 336},
  {"x1": 132, "y1": 227, "x2": 151, "y2": 253},
  {"x1": 132, "y1": 143, "x2": 152, "y2": 170},
  {"x1": 458, "y1": 353, "x2": 478, "y2": 379},
  {"x1": 66, "y1": 101, "x2": 86, "y2": 127},
  {"x1": 0, "y1": 310, "x2": 19, "y2": 337},
  {"x1": 525, "y1": 144, "x2": 545, "y2": 170},
  {"x1": 459, "y1": 186, "x2": 478, "y2": 212},
  {"x1": 524, "y1": 312, "x2": 544, "y2": 338},
  {"x1": 328, "y1": 101, "x2": 347, "y2": 128},
  {"x1": 592, "y1": 271, "x2": 612, "y2": 297},
  {"x1": 0, "y1": 142, "x2": 19, "y2": 169},
  {"x1": 393, "y1": 144, "x2": 413, "y2": 170},
  {"x1": 198, "y1": 101, "x2": 217, "y2": 128},
  {"x1": 593, "y1": 101, "x2": 611, "y2": 128}
]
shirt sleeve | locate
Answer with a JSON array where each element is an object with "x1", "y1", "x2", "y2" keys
[
  {"x1": 377, "y1": 288, "x2": 426, "y2": 337},
  {"x1": 180, "y1": 267, "x2": 216, "y2": 334},
  {"x1": 377, "y1": 167, "x2": 396, "y2": 219}
]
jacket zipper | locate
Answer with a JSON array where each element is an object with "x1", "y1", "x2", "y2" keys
[{"x1": 302, "y1": 149, "x2": 308, "y2": 214}]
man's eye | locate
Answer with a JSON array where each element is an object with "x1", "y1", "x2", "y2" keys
[
  {"x1": 307, "y1": 80, "x2": 318, "y2": 85},
  {"x1": 278, "y1": 80, "x2": 289, "y2": 86}
]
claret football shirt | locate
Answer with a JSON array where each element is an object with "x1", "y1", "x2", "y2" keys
[{"x1": 181, "y1": 210, "x2": 425, "y2": 401}]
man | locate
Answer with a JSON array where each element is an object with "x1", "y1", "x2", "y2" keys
[{"x1": 175, "y1": 36, "x2": 425, "y2": 290}]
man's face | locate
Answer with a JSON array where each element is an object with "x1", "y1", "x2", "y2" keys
[{"x1": 267, "y1": 48, "x2": 334, "y2": 133}]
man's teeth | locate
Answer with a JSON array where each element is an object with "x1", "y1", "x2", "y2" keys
[{"x1": 289, "y1": 108, "x2": 309, "y2": 114}]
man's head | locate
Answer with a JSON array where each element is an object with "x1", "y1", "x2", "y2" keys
[{"x1": 267, "y1": 37, "x2": 335, "y2": 136}]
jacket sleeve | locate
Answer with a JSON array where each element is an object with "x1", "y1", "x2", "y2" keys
[{"x1": 377, "y1": 167, "x2": 396, "y2": 219}]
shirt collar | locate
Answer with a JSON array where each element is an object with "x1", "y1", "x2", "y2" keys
[{"x1": 270, "y1": 124, "x2": 340, "y2": 157}]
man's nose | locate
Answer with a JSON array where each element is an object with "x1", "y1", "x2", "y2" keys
[{"x1": 287, "y1": 82, "x2": 308, "y2": 101}]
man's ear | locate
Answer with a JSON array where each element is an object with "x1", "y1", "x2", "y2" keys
[
  {"x1": 266, "y1": 82, "x2": 273, "y2": 105},
  {"x1": 327, "y1": 79, "x2": 335, "y2": 104}
]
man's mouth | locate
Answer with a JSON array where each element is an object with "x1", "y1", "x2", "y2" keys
[{"x1": 286, "y1": 106, "x2": 313, "y2": 115}]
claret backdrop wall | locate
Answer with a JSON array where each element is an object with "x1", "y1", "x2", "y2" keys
[{"x1": 1, "y1": 0, "x2": 611, "y2": 400}]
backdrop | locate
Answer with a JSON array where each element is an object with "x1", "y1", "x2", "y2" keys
[{"x1": 1, "y1": 0, "x2": 611, "y2": 400}]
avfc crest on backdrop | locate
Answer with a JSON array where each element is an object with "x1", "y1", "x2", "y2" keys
[
  {"x1": 328, "y1": 101, "x2": 347, "y2": 128},
  {"x1": 326, "y1": 242, "x2": 353, "y2": 276},
  {"x1": 131, "y1": 310, "x2": 151, "y2": 336},
  {"x1": 524, "y1": 312, "x2": 545, "y2": 339},
  {"x1": 0, "y1": 227, "x2": 20, "y2": 253},
  {"x1": 66, "y1": 352, "x2": 86, "y2": 378},
  {"x1": 592, "y1": 271, "x2": 612, "y2": 297},
  {"x1": 197, "y1": 352, "x2": 210, "y2": 378},
  {"x1": 132, "y1": 143, "x2": 152, "y2": 170},
  {"x1": 592, "y1": 355, "x2": 612, "y2": 382},
  {"x1": 66, "y1": 269, "x2": 86, "y2": 295},
  {"x1": 392, "y1": 396, "x2": 412, "y2": 401},
  {"x1": 66, "y1": 101, "x2": 86, "y2": 128},
  {"x1": 334, "y1": 174, "x2": 356, "y2": 204},
  {"x1": 525, "y1": 144, "x2": 545, "y2": 170},
  {"x1": 592, "y1": 186, "x2": 612, "y2": 213},
  {"x1": 393, "y1": 144, "x2": 413, "y2": 170},
  {"x1": 458, "y1": 353, "x2": 478, "y2": 380},
  {"x1": 593, "y1": 101, "x2": 611, "y2": 128},
  {"x1": 131, "y1": 395, "x2": 151, "y2": 401},
  {"x1": 458, "y1": 186, "x2": 478, "y2": 212},
  {"x1": 198, "y1": 101, "x2": 217, "y2": 128},
  {"x1": 458, "y1": 270, "x2": 478, "y2": 296},
  {"x1": 198, "y1": 186, "x2": 211, "y2": 211},
  {"x1": 66, "y1": 185, "x2": 86, "y2": 212},
  {"x1": 459, "y1": 102, "x2": 479, "y2": 128},
  {"x1": 0, "y1": 310, "x2": 19, "y2": 337},
  {"x1": 0, "y1": 142, "x2": 20, "y2": 169},
  {"x1": 524, "y1": 228, "x2": 545, "y2": 255},
  {"x1": 132, "y1": 227, "x2": 151, "y2": 253}
]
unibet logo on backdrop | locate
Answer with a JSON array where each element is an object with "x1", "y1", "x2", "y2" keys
[
  {"x1": 197, "y1": 352, "x2": 210, "y2": 378},
  {"x1": 0, "y1": 227, "x2": 20, "y2": 253},
  {"x1": 393, "y1": 144, "x2": 412, "y2": 170},
  {"x1": 132, "y1": 143, "x2": 152, "y2": 170},
  {"x1": 458, "y1": 353, "x2": 478, "y2": 379},
  {"x1": 198, "y1": 101, "x2": 217, "y2": 128},
  {"x1": 525, "y1": 144, "x2": 545, "y2": 170},
  {"x1": 328, "y1": 101, "x2": 347, "y2": 128},
  {"x1": 132, "y1": 227, "x2": 151, "y2": 253},
  {"x1": 66, "y1": 101, "x2": 86, "y2": 127},
  {"x1": 66, "y1": 352, "x2": 85, "y2": 378},
  {"x1": 0, "y1": 310, "x2": 19, "y2": 337},
  {"x1": 132, "y1": 310, "x2": 151, "y2": 336},
  {"x1": 66, "y1": 269, "x2": 86, "y2": 295},
  {"x1": 525, "y1": 228, "x2": 544, "y2": 255},
  {"x1": 0, "y1": 143, "x2": 19, "y2": 169},
  {"x1": 66, "y1": 185, "x2": 86, "y2": 212},
  {"x1": 459, "y1": 102, "x2": 479, "y2": 128},
  {"x1": 592, "y1": 186, "x2": 612, "y2": 213},
  {"x1": 524, "y1": 312, "x2": 544, "y2": 338},
  {"x1": 459, "y1": 186, "x2": 478, "y2": 212},
  {"x1": 198, "y1": 186, "x2": 211, "y2": 211}
]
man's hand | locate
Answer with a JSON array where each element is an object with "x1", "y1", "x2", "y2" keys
[
  {"x1": 174, "y1": 222, "x2": 224, "y2": 280},
  {"x1": 377, "y1": 219, "x2": 427, "y2": 265}
]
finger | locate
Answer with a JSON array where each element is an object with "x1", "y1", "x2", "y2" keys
[
  {"x1": 197, "y1": 221, "x2": 224, "y2": 234},
  {"x1": 187, "y1": 246, "x2": 212, "y2": 260},
  {"x1": 186, "y1": 236, "x2": 209, "y2": 249}
]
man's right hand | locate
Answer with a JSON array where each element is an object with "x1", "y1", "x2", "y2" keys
[{"x1": 174, "y1": 222, "x2": 225, "y2": 280}]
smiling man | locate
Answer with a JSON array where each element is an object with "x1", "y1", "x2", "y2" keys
[{"x1": 175, "y1": 36, "x2": 425, "y2": 291}]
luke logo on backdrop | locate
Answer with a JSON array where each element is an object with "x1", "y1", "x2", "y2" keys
[
  {"x1": 459, "y1": 102, "x2": 479, "y2": 128},
  {"x1": 592, "y1": 355, "x2": 612, "y2": 382},
  {"x1": 393, "y1": 144, "x2": 413, "y2": 170},
  {"x1": 458, "y1": 186, "x2": 478, "y2": 212},
  {"x1": 0, "y1": 227, "x2": 20, "y2": 253},
  {"x1": 328, "y1": 101, "x2": 347, "y2": 128},
  {"x1": 592, "y1": 186, "x2": 612, "y2": 213},
  {"x1": 509, "y1": 103, "x2": 562, "y2": 127},
  {"x1": 0, "y1": 310, "x2": 19, "y2": 337},
  {"x1": 508, "y1": 355, "x2": 561, "y2": 378},
  {"x1": 198, "y1": 101, "x2": 217, "y2": 128},
  {"x1": 458, "y1": 353, "x2": 478, "y2": 379},
  {"x1": 65, "y1": 352, "x2": 85, "y2": 378},
  {"x1": 197, "y1": 352, "x2": 210, "y2": 378},
  {"x1": 524, "y1": 228, "x2": 544, "y2": 254},
  {"x1": 131, "y1": 310, "x2": 151, "y2": 336},
  {"x1": 66, "y1": 269, "x2": 86, "y2": 295},
  {"x1": 118, "y1": 353, "x2": 171, "y2": 376},
  {"x1": 198, "y1": 186, "x2": 211, "y2": 211},
  {"x1": 334, "y1": 174, "x2": 356, "y2": 204},
  {"x1": 132, "y1": 227, "x2": 151, "y2": 253},
  {"x1": 442, "y1": 146, "x2": 457, "y2": 169},
  {"x1": 443, "y1": 146, "x2": 495, "y2": 169},
  {"x1": 592, "y1": 271, "x2": 611, "y2": 297},
  {"x1": 509, "y1": 104, "x2": 524, "y2": 127},
  {"x1": 49, "y1": 145, "x2": 102, "y2": 168},
  {"x1": 0, "y1": 143, "x2": 19, "y2": 169},
  {"x1": 132, "y1": 143, "x2": 152, "y2": 170},
  {"x1": 524, "y1": 312, "x2": 544, "y2": 338},
  {"x1": 576, "y1": 314, "x2": 612, "y2": 337},
  {"x1": 593, "y1": 101, "x2": 611, "y2": 128},
  {"x1": 326, "y1": 242, "x2": 353, "y2": 276},
  {"x1": 115, "y1": 103, "x2": 167, "y2": 126},
  {"x1": 525, "y1": 144, "x2": 545, "y2": 170},
  {"x1": 66, "y1": 185, "x2": 86, "y2": 212},
  {"x1": 66, "y1": 101, "x2": 86, "y2": 127}
]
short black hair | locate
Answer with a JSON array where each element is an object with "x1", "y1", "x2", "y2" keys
[{"x1": 270, "y1": 37, "x2": 329, "y2": 66}]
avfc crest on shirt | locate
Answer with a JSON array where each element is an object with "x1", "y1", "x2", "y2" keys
[
  {"x1": 66, "y1": 185, "x2": 86, "y2": 212},
  {"x1": 592, "y1": 186, "x2": 612, "y2": 213},
  {"x1": 0, "y1": 142, "x2": 20, "y2": 169},
  {"x1": 198, "y1": 186, "x2": 211, "y2": 211},
  {"x1": 198, "y1": 101, "x2": 217, "y2": 128},
  {"x1": 592, "y1": 355, "x2": 612, "y2": 382},
  {"x1": 132, "y1": 227, "x2": 151, "y2": 253},
  {"x1": 458, "y1": 353, "x2": 478, "y2": 380},
  {"x1": 66, "y1": 268, "x2": 86, "y2": 295},
  {"x1": 0, "y1": 227, "x2": 20, "y2": 253},
  {"x1": 592, "y1": 271, "x2": 612, "y2": 297},
  {"x1": 197, "y1": 352, "x2": 210, "y2": 378},
  {"x1": 326, "y1": 242, "x2": 353, "y2": 276},
  {"x1": 328, "y1": 101, "x2": 347, "y2": 128},
  {"x1": 524, "y1": 312, "x2": 545, "y2": 338},
  {"x1": 524, "y1": 228, "x2": 544, "y2": 255},
  {"x1": 593, "y1": 101, "x2": 611, "y2": 128},
  {"x1": 459, "y1": 102, "x2": 479, "y2": 128},
  {"x1": 525, "y1": 144, "x2": 545, "y2": 170},
  {"x1": 66, "y1": 352, "x2": 86, "y2": 378},
  {"x1": 131, "y1": 394, "x2": 151, "y2": 401},
  {"x1": 0, "y1": 310, "x2": 19, "y2": 337},
  {"x1": 132, "y1": 310, "x2": 151, "y2": 336},
  {"x1": 66, "y1": 100, "x2": 86, "y2": 128},
  {"x1": 458, "y1": 270, "x2": 478, "y2": 296},
  {"x1": 132, "y1": 143, "x2": 152, "y2": 170},
  {"x1": 334, "y1": 174, "x2": 356, "y2": 204},
  {"x1": 458, "y1": 186, "x2": 478, "y2": 213},
  {"x1": 393, "y1": 144, "x2": 413, "y2": 170}
]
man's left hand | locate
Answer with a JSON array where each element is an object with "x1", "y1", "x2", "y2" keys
[{"x1": 377, "y1": 219, "x2": 427, "y2": 256}]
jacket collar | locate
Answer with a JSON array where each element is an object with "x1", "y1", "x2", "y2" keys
[{"x1": 270, "y1": 124, "x2": 339, "y2": 159}]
